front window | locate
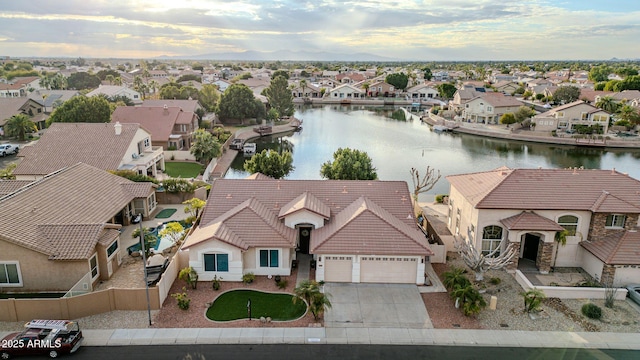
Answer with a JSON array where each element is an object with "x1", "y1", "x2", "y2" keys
[
  {"x1": 482, "y1": 225, "x2": 503, "y2": 255},
  {"x1": 89, "y1": 254, "x2": 99, "y2": 280},
  {"x1": 557, "y1": 215, "x2": 578, "y2": 235},
  {"x1": 144, "y1": 138, "x2": 150, "y2": 147},
  {"x1": 204, "y1": 254, "x2": 229, "y2": 272},
  {"x1": 0, "y1": 262, "x2": 22, "y2": 286},
  {"x1": 605, "y1": 214, "x2": 626, "y2": 228},
  {"x1": 259, "y1": 249, "x2": 279, "y2": 268},
  {"x1": 107, "y1": 240, "x2": 119, "y2": 258}
]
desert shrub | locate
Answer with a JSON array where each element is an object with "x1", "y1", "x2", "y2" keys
[
  {"x1": 171, "y1": 287, "x2": 190, "y2": 310},
  {"x1": 489, "y1": 277, "x2": 502, "y2": 285},
  {"x1": 435, "y1": 194, "x2": 448, "y2": 203},
  {"x1": 443, "y1": 266, "x2": 470, "y2": 291},
  {"x1": 581, "y1": 303, "x2": 602, "y2": 320},
  {"x1": 163, "y1": 178, "x2": 197, "y2": 193},
  {"x1": 242, "y1": 272, "x2": 255, "y2": 284},
  {"x1": 521, "y1": 289, "x2": 546, "y2": 313},
  {"x1": 277, "y1": 279, "x2": 288, "y2": 289}
]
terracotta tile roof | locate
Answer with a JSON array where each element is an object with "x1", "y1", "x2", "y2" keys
[
  {"x1": 39, "y1": 224, "x2": 105, "y2": 260},
  {"x1": 245, "y1": 173, "x2": 273, "y2": 180},
  {"x1": 278, "y1": 191, "x2": 331, "y2": 220},
  {"x1": 447, "y1": 167, "x2": 640, "y2": 212},
  {"x1": 479, "y1": 93, "x2": 524, "y2": 107},
  {"x1": 121, "y1": 182, "x2": 156, "y2": 198},
  {"x1": 0, "y1": 180, "x2": 33, "y2": 196},
  {"x1": 111, "y1": 106, "x2": 193, "y2": 142},
  {"x1": 141, "y1": 100, "x2": 201, "y2": 113},
  {"x1": 581, "y1": 230, "x2": 640, "y2": 265},
  {"x1": 0, "y1": 98, "x2": 35, "y2": 124},
  {"x1": 195, "y1": 179, "x2": 430, "y2": 255},
  {"x1": 500, "y1": 212, "x2": 564, "y2": 231},
  {"x1": 0, "y1": 163, "x2": 153, "y2": 260},
  {"x1": 98, "y1": 225, "x2": 122, "y2": 246},
  {"x1": 311, "y1": 197, "x2": 432, "y2": 255},
  {"x1": 13, "y1": 122, "x2": 142, "y2": 176}
]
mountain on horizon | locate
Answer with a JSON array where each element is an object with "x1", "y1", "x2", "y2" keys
[{"x1": 156, "y1": 49, "x2": 401, "y2": 62}]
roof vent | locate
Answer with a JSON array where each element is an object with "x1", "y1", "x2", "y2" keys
[
  {"x1": 572, "y1": 168, "x2": 578, "y2": 175},
  {"x1": 342, "y1": 186, "x2": 347, "y2": 194},
  {"x1": 611, "y1": 168, "x2": 616, "y2": 174},
  {"x1": 277, "y1": 181, "x2": 281, "y2": 190},
  {"x1": 226, "y1": 193, "x2": 232, "y2": 199},
  {"x1": 114, "y1": 121, "x2": 122, "y2": 135}
]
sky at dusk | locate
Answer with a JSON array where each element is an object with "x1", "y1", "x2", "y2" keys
[{"x1": 1, "y1": 0, "x2": 639, "y2": 60}]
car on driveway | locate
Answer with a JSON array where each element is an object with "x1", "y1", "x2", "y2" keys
[
  {"x1": 0, "y1": 144, "x2": 19, "y2": 157},
  {"x1": 1, "y1": 319, "x2": 83, "y2": 359},
  {"x1": 626, "y1": 284, "x2": 640, "y2": 306}
]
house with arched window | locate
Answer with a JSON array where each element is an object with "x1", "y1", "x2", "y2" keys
[{"x1": 446, "y1": 167, "x2": 640, "y2": 286}]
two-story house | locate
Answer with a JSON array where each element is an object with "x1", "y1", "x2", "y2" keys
[
  {"x1": 14, "y1": 122, "x2": 165, "y2": 180},
  {"x1": 461, "y1": 93, "x2": 524, "y2": 124},
  {"x1": 111, "y1": 105, "x2": 199, "y2": 150},
  {"x1": 532, "y1": 100, "x2": 611, "y2": 134},
  {"x1": 446, "y1": 167, "x2": 640, "y2": 286},
  {"x1": 365, "y1": 81, "x2": 398, "y2": 97},
  {"x1": 0, "y1": 97, "x2": 46, "y2": 134}
]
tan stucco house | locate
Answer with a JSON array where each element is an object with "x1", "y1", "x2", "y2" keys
[
  {"x1": 14, "y1": 122, "x2": 165, "y2": 181},
  {"x1": 0, "y1": 163, "x2": 157, "y2": 293},
  {"x1": 181, "y1": 177, "x2": 433, "y2": 285},
  {"x1": 446, "y1": 167, "x2": 640, "y2": 286},
  {"x1": 532, "y1": 100, "x2": 611, "y2": 134},
  {"x1": 461, "y1": 93, "x2": 524, "y2": 124}
]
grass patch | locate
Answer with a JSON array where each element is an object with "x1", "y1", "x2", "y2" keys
[
  {"x1": 164, "y1": 162, "x2": 203, "y2": 178},
  {"x1": 155, "y1": 208, "x2": 177, "y2": 219},
  {"x1": 206, "y1": 289, "x2": 306, "y2": 321}
]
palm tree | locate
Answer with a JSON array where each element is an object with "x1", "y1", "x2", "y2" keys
[
  {"x1": 4, "y1": 114, "x2": 37, "y2": 141},
  {"x1": 293, "y1": 280, "x2": 331, "y2": 321},
  {"x1": 113, "y1": 76, "x2": 123, "y2": 86},
  {"x1": 105, "y1": 74, "x2": 115, "y2": 85},
  {"x1": 617, "y1": 104, "x2": 640, "y2": 125},
  {"x1": 131, "y1": 226, "x2": 156, "y2": 259},
  {"x1": 149, "y1": 79, "x2": 159, "y2": 98},
  {"x1": 299, "y1": 79, "x2": 307, "y2": 98},
  {"x1": 363, "y1": 82, "x2": 370, "y2": 98},
  {"x1": 595, "y1": 96, "x2": 618, "y2": 113}
]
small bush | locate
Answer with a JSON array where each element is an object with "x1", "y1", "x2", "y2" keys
[
  {"x1": 435, "y1": 194, "x2": 448, "y2": 203},
  {"x1": 443, "y1": 267, "x2": 470, "y2": 291},
  {"x1": 277, "y1": 279, "x2": 288, "y2": 289},
  {"x1": 522, "y1": 289, "x2": 546, "y2": 313},
  {"x1": 489, "y1": 277, "x2": 502, "y2": 285},
  {"x1": 581, "y1": 303, "x2": 602, "y2": 320},
  {"x1": 242, "y1": 272, "x2": 255, "y2": 284},
  {"x1": 171, "y1": 287, "x2": 190, "y2": 310}
]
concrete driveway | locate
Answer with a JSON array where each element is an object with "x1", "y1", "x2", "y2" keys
[{"x1": 324, "y1": 283, "x2": 433, "y2": 329}]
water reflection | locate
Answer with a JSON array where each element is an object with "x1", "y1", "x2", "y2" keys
[{"x1": 225, "y1": 106, "x2": 640, "y2": 201}]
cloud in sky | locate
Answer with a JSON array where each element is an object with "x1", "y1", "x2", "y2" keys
[{"x1": 0, "y1": 0, "x2": 638, "y2": 60}]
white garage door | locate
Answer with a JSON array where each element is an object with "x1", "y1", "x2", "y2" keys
[
  {"x1": 360, "y1": 256, "x2": 417, "y2": 284},
  {"x1": 323, "y1": 256, "x2": 353, "y2": 282},
  {"x1": 615, "y1": 267, "x2": 640, "y2": 287}
]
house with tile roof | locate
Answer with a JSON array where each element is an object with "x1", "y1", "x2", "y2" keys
[
  {"x1": 181, "y1": 178, "x2": 433, "y2": 284},
  {"x1": 0, "y1": 163, "x2": 157, "y2": 292},
  {"x1": 0, "y1": 97, "x2": 46, "y2": 134},
  {"x1": 0, "y1": 76, "x2": 42, "y2": 98},
  {"x1": 111, "y1": 105, "x2": 199, "y2": 150},
  {"x1": 532, "y1": 100, "x2": 611, "y2": 134},
  {"x1": 141, "y1": 99, "x2": 204, "y2": 114},
  {"x1": 406, "y1": 83, "x2": 439, "y2": 101},
  {"x1": 461, "y1": 93, "x2": 524, "y2": 124},
  {"x1": 327, "y1": 84, "x2": 364, "y2": 100},
  {"x1": 13, "y1": 122, "x2": 164, "y2": 181},
  {"x1": 86, "y1": 85, "x2": 142, "y2": 105},
  {"x1": 29, "y1": 90, "x2": 80, "y2": 114},
  {"x1": 446, "y1": 167, "x2": 640, "y2": 286}
]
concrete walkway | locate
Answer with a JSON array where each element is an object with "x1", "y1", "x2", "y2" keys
[{"x1": 69, "y1": 328, "x2": 640, "y2": 349}]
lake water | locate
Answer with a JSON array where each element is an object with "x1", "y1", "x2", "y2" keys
[{"x1": 225, "y1": 105, "x2": 640, "y2": 202}]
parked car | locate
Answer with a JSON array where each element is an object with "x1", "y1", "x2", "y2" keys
[
  {"x1": 626, "y1": 284, "x2": 640, "y2": 306},
  {"x1": 0, "y1": 144, "x2": 19, "y2": 157},
  {"x1": 1, "y1": 319, "x2": 83, "y2": 359}
]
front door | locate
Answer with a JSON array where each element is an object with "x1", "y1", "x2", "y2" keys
[
  {"x1": 298, "y1": 227, "x2": 311, "y2": 254},
  {"x1": 522, "y1": 233, "x2": 540, "y2": 261}
]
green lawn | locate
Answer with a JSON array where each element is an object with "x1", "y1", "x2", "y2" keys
[
  {"x1": 206, "y1": 290, "x2": 306, "y2": 321},
  {"x1": 164, "y1": 161, "x2": 203, "y2": 178}
]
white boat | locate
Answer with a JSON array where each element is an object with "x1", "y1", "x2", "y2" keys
[
  {"x1": 243, "y1": 143, "x2": 257, "y2": 154},
  {"x1": 433, "y1": 125, "x2": 450, "y2": 132}
]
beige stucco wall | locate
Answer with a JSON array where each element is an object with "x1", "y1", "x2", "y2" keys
[
  {"x1": 184, "y1": 240, "x2": 243, "y2": 282},
  {"x1": 579, "y1": 247, "x2": 604, "y2": 282},
  {"x1": 243, "y1": 247, "x2": 291, "y2": 277},
  {"x1": 283, "y1": 210, "x2": 325, "y2": 229},
  {"x1": 0, "y1": 240, "x2": 89, "y2": 292}
]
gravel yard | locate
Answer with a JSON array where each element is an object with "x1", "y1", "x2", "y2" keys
[{"x1": 425, "y1": 253, "x2": 640, "y2": 333}]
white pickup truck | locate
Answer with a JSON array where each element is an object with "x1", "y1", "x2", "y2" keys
[{"x1": 0, "y1": 143, "x2": 19, "y2": 156}]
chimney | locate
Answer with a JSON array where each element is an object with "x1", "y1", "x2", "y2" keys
[
  {"x1": 114, "y1": 121, "x2": 122, "y2": 135},
  {"x1": 163, "y1": 104, "x2": 168, "y2": 114}
]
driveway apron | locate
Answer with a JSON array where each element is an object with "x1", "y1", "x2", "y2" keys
[{"x1": 324, "y1": 283, "x2": 433, "y2": 328}]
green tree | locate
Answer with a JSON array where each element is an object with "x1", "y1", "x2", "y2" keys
[
  {"x1": 47, "y1": 96, "x2": 111, "y2": 125},
  {"x1": 183, "y1": 198, "x2": 206, "y2": 218},
  {"x1": 320, "y1": 148, "x2": 377, "y2": 180},
  {"x1": 0, "y1": 162, "x2": 17, "y2": 180},
  {"x1": 4, "y1": 114, "x2": 37, "y2": 141},
  {"x1": 617, "y1": 75, "x2": 640, "y2": 91},
  {"x1": 96, "y1": 69, "x2": 120, "y2": 80},
  {"x1": 535, "y1": 93, "x2": 545, "y2": 102},
  {"x1": 243, "y1": 149, "x2": 294, "y2": 179},
  {"x1": 588, "y1": 65, "x2": 611, "y2": 82},
  {"x1": 67, "y1": 72, "x2": 101, "y2": 90},
  {"x1": 177, "y1": 74, "x2": 201, "y2": 83},
  {"x1": 159, "y1": 222, "x2": 185, "y2": 245},
  {"x1": 293, "y1": 280, "x2": 332, "y2": 321},
  {"x1": 552, "y1": 86, "x2": 581, "y2": 104},
  {"x1": 198, "y1": 84, "x2": 220, "y2": 112},
  {"x1": 272, "y1": 70, "x2": 289, "y2": 80},
  {"x1": 265, "y1": 75, "x2": 294, "y2": 118},
  {"x1": 190, "y1": 129, "x2": 222, "y2": 164},
  {"x1": 499, "y1": 113, "x2": 517, "y2": 125},
  {"x1": 595, "y1": 96, "x2": 619, "y2": 113},
  {"x1": 423, "y1": 67, "x2": 433, "y2": 81},
  {"x1": 513, "y1": 106, "x2": 536, "y2": 123},
  {"x1": 385, "y1": 72, "x2": 409, "y2": 91},
  {"x1": 617, "y1": 105, "x2": 640, "y2": 125},
  {"x1": 437, "y1": 83, "x2": 457, "y2": 99},
  {"x1": 131, "y1": 227, "x2": 156, "y2": 259},
  {"x1": 216, "y1": 84, "x2": 257, "y2": 123}
]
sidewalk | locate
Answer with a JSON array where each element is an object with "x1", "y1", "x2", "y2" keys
[{"x1": 62, "y1": 328, "x2": 640, "y2": 349}]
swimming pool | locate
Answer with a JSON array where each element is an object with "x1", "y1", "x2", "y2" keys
[{"x1": 127, "y1": 221, "x2": 191, "y2": 254}]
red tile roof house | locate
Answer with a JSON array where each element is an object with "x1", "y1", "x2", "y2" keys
[
  {"x1": 0, "y1": 163, "x2": 157, "y2": 292},
  {"x1": 111, "y1": 105, "x2": 199, "y2": 151},
  {"x1": 446, "y1": 167, "x2": 640, "y2": 286},
  {"x1": 180, "y1": 178, "x2": 433, "y2": 284},
  {"x1": 13, "y1": 122, "x2": 165, "y2": 181}
]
